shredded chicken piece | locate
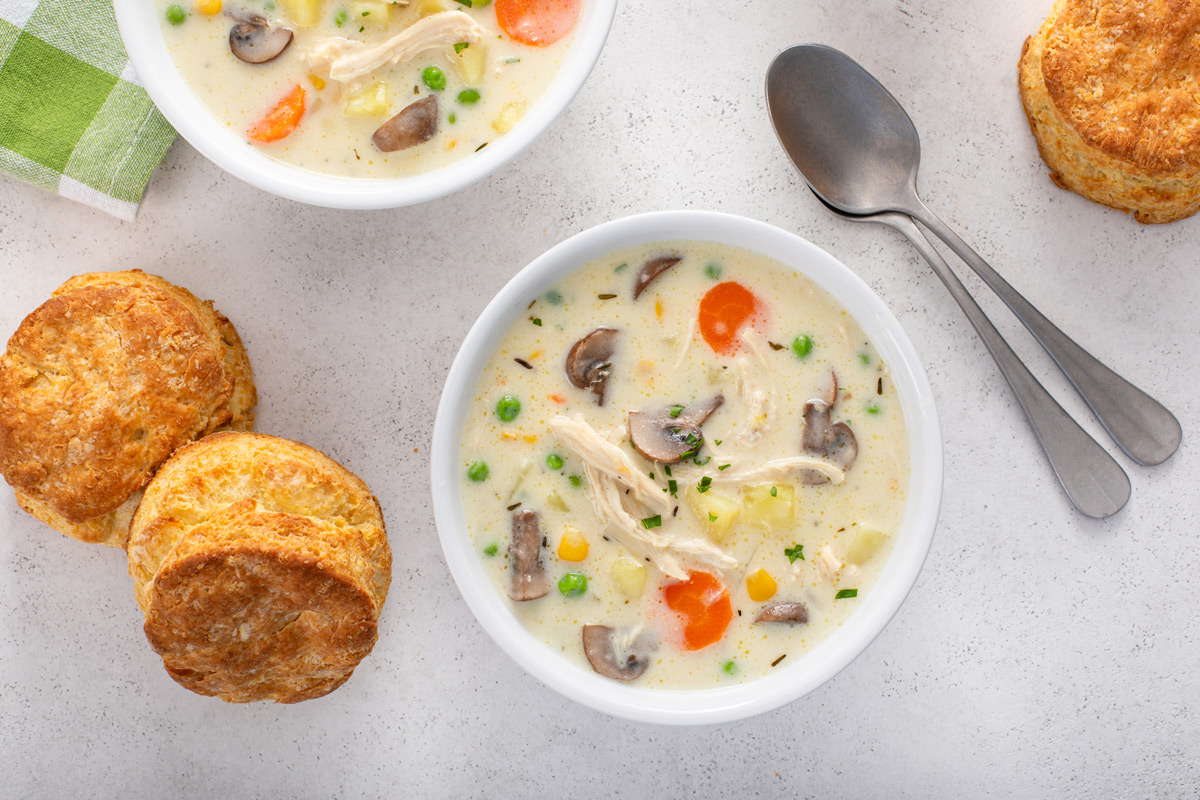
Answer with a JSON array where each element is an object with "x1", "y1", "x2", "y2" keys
[
  {"x1": 816, "y1": 545, "x2": 843, "y2": 583},
  {"x1": 675, "y1": 455, "x2": 845, "y2": 486},
  {"x1": 551, "y1": 415, "x2": 736, "y2": 579},
  {"x1": 306, "y1": 11, "x2": 488, "y2": 82},
  {"x1": 734, "y1": 354, "x2": 773, "y2": 446},
  {"x1": 671, "y1": 314, "x2": 699, "y2": 372},
  {"x1": 550, "y1": 415, "x2": 669, "y2": 515}
]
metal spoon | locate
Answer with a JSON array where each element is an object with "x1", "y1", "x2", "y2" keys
[
  {"x1": 765, "y1": 43, "x2": 1182, "y2": 467},
  {"x1": 808, "y1": 189, "x2": 1129, "y2": 518}
]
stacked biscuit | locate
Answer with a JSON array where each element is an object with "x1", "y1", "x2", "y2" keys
[
  {"x1": 0, "y1": 271, "x2": 391, "y2": 703},
  {"x1": 1019, "y1": 0, "x2": 1200, "y2": 223}
]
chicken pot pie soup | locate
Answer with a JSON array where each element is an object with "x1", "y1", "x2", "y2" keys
[
  {"x1": 154, "y1": 0, "x2": 579, "y2": 177},
  {"x1": 458, "y1": 241, "x2": 911, "y2": 690}
]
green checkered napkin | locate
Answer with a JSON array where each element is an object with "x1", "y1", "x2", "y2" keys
[{"x1": 0, "y1": 0, "x2": 175, "y2": 221}]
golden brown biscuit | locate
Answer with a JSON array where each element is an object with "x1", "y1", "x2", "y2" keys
[
  {"x1": 127, "y1": 431, "x2": 391, "y2": 704},
  {"x1": 1019, "y1": 0, "x2": 1200, "y2": 223},
  {"x1": 0, "y1": 271, "x2": 256, "y2": 546}
]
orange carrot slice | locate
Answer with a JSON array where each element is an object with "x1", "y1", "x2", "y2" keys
[
  {"x1": 663, "y1": 570, "x2": 733, "y2": 650},
  {"x1": 248, "y1": 85, "x2": 306, "y2": 143},
  {"x1": 698, "y1": 281, "x2": 759, "y2": 355},
  {"x1": 495, "y1": 0, "x2": 580, "y2": 46}
]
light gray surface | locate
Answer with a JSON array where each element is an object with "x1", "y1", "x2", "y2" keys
[{"x1": 1, "y1": 0, "x2": 1197, "y2": 797}]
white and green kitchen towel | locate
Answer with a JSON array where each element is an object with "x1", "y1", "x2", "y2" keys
[{"x1": 0, "y1": 0, "x2": 175, "y2": 220}]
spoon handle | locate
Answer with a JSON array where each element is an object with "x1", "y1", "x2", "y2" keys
[
  {"x1": 908, "y1": 201, "x2": 1182, "y2": 466},
  {"x1": 886, "y1": 213, "x2": 1130, "y2": 518}
]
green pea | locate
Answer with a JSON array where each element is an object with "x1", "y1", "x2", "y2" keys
[
  {"x1": 457, "y1": 88, "x2": 481, "y2": 104},
  {"x1": 546, "y1": 453, "x2": 564, "y2": 470},
  {"x1": 705, "y1": 262, "x2": 722, "y2": 280},
  {"x1": 722, "y1": 660, "x2": 738, "y2": 675},
  {"x1": 422, "y1": 66, "x2": 446, "y2": 91},
  {"x1": 165, "y1": 4, "x2": 187, "y2": 24},
  {"x1": 483, "y1": 542, "x2": 498, "y2": 557},
  {"x1": 467, "y1": 460, "x2": 489, "y2": 481},
  {"x1": 448, "y1": 113, "x2": 456, "y2": 124},
  {"x1": 568, "y1": 475, "x2": 582, "y2": 488},
  {"x1": 558, "y1": 572, "x2": 587, "y2": 597},
  {"x1": 791, "y1": 334, "x2": 814, "y2": 359},
  {"x1": 496, "y1": 395, "x2": 521, "y2": 422}
]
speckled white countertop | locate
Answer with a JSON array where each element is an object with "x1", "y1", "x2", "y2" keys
[{"x1": 1, "y1": 0, "x2": 1197, "y2": 797}]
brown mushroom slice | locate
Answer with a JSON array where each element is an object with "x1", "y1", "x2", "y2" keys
[
  {"x1": 799, "y1": 401, "x2": 858, "y2": 485},
  {"x1": 372, "y1": 95, "x2": 439, "y2": 152},
  {"x1": 565, "y1": 326, "x2": 618, "y2": 405},
  {"x1": 507, "y1": 510, "x2": 548, "y2": 601},
  {"x1": 754, "y1": 602, "x2": 809, "y2": 625},
  {"x1": 631, "y1": 255, "x2": 682, "y2": 299},
  {"x1": 628, "y1": 393, "x2": 724, "y2": 463},
  {"x1": 229, "y1": 15, "x2": 294, "y2": 64},
  {"x1": 581, "y1": 625, "x2": 656, "y2": 681}
]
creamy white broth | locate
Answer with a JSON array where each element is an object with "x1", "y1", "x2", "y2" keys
[
  {"x1": 460, "y1": 241, "x2": 910, "y2": 690},
  {"x1": 155, "y1": 0, "x2": 574, "y2": 178}
]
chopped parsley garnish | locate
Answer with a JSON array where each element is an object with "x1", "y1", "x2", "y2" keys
[
  {"x1": 530, "y1": 316, "x2": 542, "y2": 326},
  {"x1": 708, "y1": 512, "x2": 718, "y2": 522},
  {"x1": 453, "y1": 42, "x2": 469, "y2": 53},
  {"x1": 713, "y1": 439, "x2": 722, "y2": 446},
  {"x1": 505, "y1": 57, "x2": 521, "y2": 64},
  {"x1": 668, "y1": 479, "x2": 678, "y2": 496},
  {"x1": 641, "y1": 515, "x2": 662, "y2": 529},
  {"x1": 663, "y1": 465, "x2": 672, "y2": 476},
  {"x1": 568, "y1": 475, "x2": 582, "y2": 488},
  {"x1": 334, "y1": 8, "x2": 347, "y2": 25},
  {"x1": 669, "y1": 404, "x2": 684, "y2": 418},
  {"x1": 697, "y1": 476, "x2": 712, "y2": 494},
  {"x1": 614, "y1": 262, "x2": 628, "y2": 273},
  {"x1": 722, "y1": 660, "x2": 738, "y2": 675},
  {"x1": 769, "y1": 486, "x2": 778, "y2": 497},
  {"x1": 859, "y1": 353, "x2": 871, "y2": 365},
  {"x1": 718, "y1": 463, "x2": 730, "y2": 471},
  {"x1": 784, "y1": 543, "x2": 805, "y2": 563},
  {"x1": 483, "y1": 542, "x2": 498, "y2": 557},
  {"x1": 866, "y1": 402, "x2": 880, "y2": 415},
  {"x1": 835, "y1": 588, "x2": 858, "y2": 600},
  {"x1": 705, "y1": 262, "x2": 722, "y2": 280}
]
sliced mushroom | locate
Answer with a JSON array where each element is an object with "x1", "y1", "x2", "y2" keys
[
  {"x1": 631, "y1": 255, "x2": 681, "y2": 299},
  {"x1": 229, "y1": 14, "x2": 294, "y2": 64},
  {"x1": 372, "y1": 95, "x2": 438, "y2": 152},
  {"x1": 754, "y1": 602, "x2": 809, "y2": 625},
  {"x1": 628, "y1": 393, "x2": 724, "y2": 463},
  {"x1": 581, "y1": 625, "x2": 656, "y2": 681},
  {"x1": 818, "y1": 369, "x2": 839, "y2": 408},
  {"x1": 565, "y1": 327, "x2": 617, "y2": 405},
  {"x1": 507, "y1": 510, "x2": 548, "y2": 601},
  {"x1": 800, "y1": 400, "x2": 858, "y2": 485}
]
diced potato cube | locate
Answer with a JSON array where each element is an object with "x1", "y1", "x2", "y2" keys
[
  {"x1": 344, "y1": 82, "x2": 388, "y2": 117},
  {"x1": 740, "y1": 483, "x2": 795, "y2": 530},
  {"x1": 452, "y1": 40, "x2": 487, "y2": 85},
  {"x1": 745, "y1": 568, "x2": 777, "y2": 602},
  {"x1": 417, "y1": 0, "x2": 450, "y2": 15},
  {"x1": 546, "y1": 491, "x2": 569, "y2": 512},
  {"x1": 686, "y1": 489, "x2": 739, "y2": 543},
  {"x1": 609, "y1": 556, "x2": 647, "y2": 598},
  {"x1": 845, "y1": 526, "x2": 890, "y2": 566},
  {"x1": 557, "y1": 527, "x2": 588, "y2": 561},
  {"x1": 281, "y1": 0, "x2": 323, "y2": 27},
  {"x1": 350, "y1": 0, "x2": 389, "y2": 24},
  {"x1": 491, "y1": 101, "x2": 526, "y2": 134}
]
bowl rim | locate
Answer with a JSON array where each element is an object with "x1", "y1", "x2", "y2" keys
[
  {"x1": 112, "y1": 0, "x2": 617, "y2": 209},
  {"x1": 430, "y1": 210, "x2": 943, "y2": 725}
]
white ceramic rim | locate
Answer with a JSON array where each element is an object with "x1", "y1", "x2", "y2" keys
[
  {"x1": 431, "y1": 210, "x2": 943, "y2": 725},
  {"x1": 112, "y1": 0, "x2": 617, "y2": 209}
]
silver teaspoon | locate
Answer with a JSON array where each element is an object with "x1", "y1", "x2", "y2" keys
[
  {"x1": 765, "y1": 43, "x2": 1181, "y2": 467},
  {"x1": 809, "y1": 189, "x2": 1129, "y2": 518}
]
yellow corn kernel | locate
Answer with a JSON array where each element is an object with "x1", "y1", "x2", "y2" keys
[
  {"x1": 558, "y1": 527, "x2": 589, "y2": 561},
  {"x1": 492, "y1": 101, "x2": 526, "y2": 134},
  {"x1": 746, "y1": 569, "x2": 777, "y2": 602},
  {"x1": 610, "y1": 557, "x2": 647, "y2": 598},
  {"x1": 196, "y1": 0, "x2": 222, "y2": 14},
  {"x1": 308, "y1": 74, "x2": 326, "y2": 90},
  {"x1": 522, "y1": 434, "x2": 537, "y2": 444},
  {"x1": 528, "y1": 349, "x2": 543, "y2": 360},
  {"x1": 654, "y1": 298, "x2": 663, "y2": 320},
  {"x1": 501, "y1": 431, "x2": 517, "y2": 440}
]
